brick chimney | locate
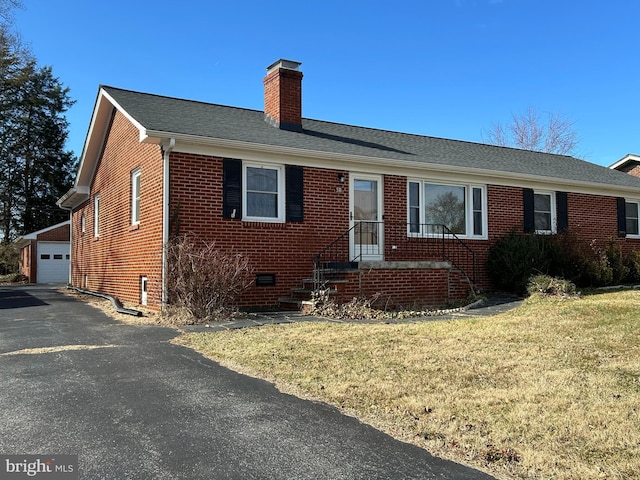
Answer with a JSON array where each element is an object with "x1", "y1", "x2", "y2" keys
[{"x1": 263, "y1": 59, "x2": 303, "y2": 131}]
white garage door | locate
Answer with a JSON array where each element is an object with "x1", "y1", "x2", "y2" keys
[{"x1": 37, "y1": 241, "x2": 70, "y2": 283}]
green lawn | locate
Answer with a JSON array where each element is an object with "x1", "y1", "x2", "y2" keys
[{"x1": 174, "y1": 291, "x2": 640, "y2": 480}]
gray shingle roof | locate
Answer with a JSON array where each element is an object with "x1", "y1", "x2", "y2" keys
[{"x1": 102, "y1": 86, "x2": 640, "y2": 190}]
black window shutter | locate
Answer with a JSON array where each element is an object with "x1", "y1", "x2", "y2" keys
[
  {"x1": 556, "y1": 192, "x2": 568, "y2": 233},
  {"x1": 223, "y1": 158, "x2": 242, "y2": 219},
  {"x1": 617, "y1": 197, "x2": 627, "y2": 238},
  {"x1": 285, "y1": 165, "x2": 304, "y2": 222},
  {"x1": 523, "y1": 188, "x2": 535, "y2": 233}
]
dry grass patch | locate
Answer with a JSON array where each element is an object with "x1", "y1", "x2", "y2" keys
[{"x1": 174, "y1": 291, "x2": 640, "y2": 480}]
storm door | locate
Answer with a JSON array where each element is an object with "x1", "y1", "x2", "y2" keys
[{"x1": 349, "y1": 174, "x2": 383, "y2": 261}]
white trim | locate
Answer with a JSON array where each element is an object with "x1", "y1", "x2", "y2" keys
[
  {"x1": 67, "y1": 88, "x2": 640, "y2": 212},
  {"x1": 131, "y1": 167, "x2": 141, "y2": 225},
  {"x1": 242, "y1": 163, "x2": 285, "y2": 223},
  {"x1": 160, "y1": 136, "x2": 640, "y2": 198},
  {"x1": 93, "y1": 194, "x2": 100, "y2": 237},
  {"x1": 610, "y1": 153, "x2": 640, "y2": 170},
  {"x1": 100, "y1": 89, "x2": 147, "y2": 136},
  {"x1": 17, "y1": 220, "x2": 71, "y2": 242},
  {"x1": 406, "y1": 179, "x2": 488, "y2": 240},
  {"x1": 624, "y1": 198, "x2": 640, "y2": 238},
  {"x1": 161, "y1": 138, "x2": 175, "y2": 308},
  {"x1": 349, "y1": 173, "x2": 384, "y2": 261},
  {"x1": 140, "y1": 276, "x2": 148, "y2": 306}
]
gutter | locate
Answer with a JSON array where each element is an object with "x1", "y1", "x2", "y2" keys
[
  {"x1": 70, "y1": 286, "x2": 143, "y2": 317},
  {"x1": 141, "y1": 131, "x2": 640, "y2": 198},
  {"x1": 161, "y1": 138, "x2": 176, "y2": 309}
]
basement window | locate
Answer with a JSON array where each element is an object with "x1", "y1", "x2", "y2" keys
[{"x1": 256, "y1": 273, "x2": 276, "y2": 286}]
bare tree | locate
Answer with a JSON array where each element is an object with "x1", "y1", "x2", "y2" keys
[
  {"x1": 0, "y1": 0, "x2": 21, "y2": 24},
  {"x1": 483, "y1": 106, "x2": 578, "y2": 155}
]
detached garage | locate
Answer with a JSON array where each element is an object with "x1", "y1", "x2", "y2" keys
[{"x1": 17, "y1": 221, "x2": 71, "y2": 284}]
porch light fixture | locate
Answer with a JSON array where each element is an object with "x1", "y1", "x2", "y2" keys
[{"x1": 337, "y1": 173, "x2": 345, "y2": 183}]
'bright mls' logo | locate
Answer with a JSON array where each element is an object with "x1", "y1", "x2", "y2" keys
[{"x1": 1, "y1": 455, "x2": 78, "y2": 479}]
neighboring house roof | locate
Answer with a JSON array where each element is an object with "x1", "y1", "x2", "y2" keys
[
  {"x1": 610, "y1": 153, "x2": 640, "y2": 171},
  {"x1": 58, "y1": 85, "x2": 640, "y2": 209},
  {"x1": 15, "y1": 221, "x2": 71, "y2": 248}
]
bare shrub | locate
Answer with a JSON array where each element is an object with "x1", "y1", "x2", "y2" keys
[
  {"x1": 309, "y1": 292, "x2": 388, "y2": 322},
  {"x1": 527, "y1": 274, "x2": 578, "y2": 298},
  {"x1": 164, "y1": 235, "x2": 253, "y2": 324}
]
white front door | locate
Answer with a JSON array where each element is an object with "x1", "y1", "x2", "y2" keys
[{"x1": 350, "y1": 174, "x2": 383, "y2": 261}]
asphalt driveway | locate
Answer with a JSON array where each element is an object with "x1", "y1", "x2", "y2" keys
[{"x1": 0, "y1": 285, "x2": 496, "y2": 479}]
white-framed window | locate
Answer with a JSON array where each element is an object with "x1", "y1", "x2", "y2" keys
[
  {"x1": 81, "y1": 214, "x2": 86, "y2": 234},
  {"x1": 131, "y1": 168, "x2": 141, "y2": 225},
  {"x1": 625, "y1": 200, "x2": 640, "y2": 236},
  {"x1": 408, "y1": 181, "x2": 486, "y2": 238},
  {"x1": 93, "y1": 194, "x2": 100, "y2": 237},
  {"x1": 534, "y1": 191, "x2": 556, "y2": 234},
  {"x1": 243, "y1": 163, "x2": 285, "y2": 222}
]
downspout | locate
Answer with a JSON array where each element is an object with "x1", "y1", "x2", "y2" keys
[
  {"x1": 59, "y1": 206, "x2": 73, "y2": 285},
  {"x1": 161, "y1": 138, "x2": 176, "y2": 310}
]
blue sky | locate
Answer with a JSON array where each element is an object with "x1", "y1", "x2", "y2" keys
[{"x1": 13, "y1": 0, "x2": 639, "y2": 167}]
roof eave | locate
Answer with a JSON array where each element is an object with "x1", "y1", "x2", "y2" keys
[
  {"x1": 142, "y1": 130, "x2": 640, "y2": 198},
  {"x1": 57, "y1": 186, "x2": 90, "y2": 210},
  {"x1": 610, "y1": 153, "x2": 640, "y2": 171}
]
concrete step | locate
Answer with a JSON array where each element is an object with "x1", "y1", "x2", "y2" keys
[{"x1": 277, "y1": 298, "x2": 314, "y2": 313}]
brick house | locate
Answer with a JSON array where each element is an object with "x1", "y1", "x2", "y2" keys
[
  {"x1": 58, "y1": 59, "x2": 640, "y2": 312},
  {"x1": 16, "y1": 221, "x2": 71, "y2": 283}
]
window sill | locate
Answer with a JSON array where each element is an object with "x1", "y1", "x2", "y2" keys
[
  {"x1": 407, "y1": 233, "x2": 488, "y2": 241},
  {"x1": 242, "y1": 221, "x2": 287, "y2": 229},
  {"x1": 129, "y1": 224, "x2": 140, "y2": 232}
]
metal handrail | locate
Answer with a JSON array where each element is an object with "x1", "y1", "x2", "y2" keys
[{"x1": 313, "y1": 222, "x2": 476, "y2": 290}]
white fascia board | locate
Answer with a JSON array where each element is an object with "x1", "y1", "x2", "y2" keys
[
  {"x1": 610, "y1": 153, "x2": 640, "y2": 170},
  {"x1": 100, "y1": 88, "x2": 146, "y2": 134},
  {"x1": 149, "y1": 133, "x2": 640, "y2": 198},
  {"x1": 18, "y1": 221, "x2": 71, "y2": 242},
  {"x1": 76, "y1": 88, "x2": 149, "y2": 188}
]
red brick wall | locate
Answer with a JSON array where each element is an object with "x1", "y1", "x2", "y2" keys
[
  {"x1": 70, "y1": 110, "x2": 165, "y2": 309},
  {"x1": 19, "y1": 243, "x2": 34, "y2": 281},
  {"x1": 72, "y1": 112, "x2": 640, "y2": 311},
  {"x1": 169, "y1": 153, "x2": 349, "y2": 308},
  {"x1": 618, "y1": 163, "x2": 640, "y2": 178},
  {"x1": 358, "y1": 268, "x2": 451, "y2": 308},
  {"x1": 37, "y1": 223, "x2": 70, "y2": 242}
]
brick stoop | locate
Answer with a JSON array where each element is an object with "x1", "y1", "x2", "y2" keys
[
  {"x1": 279, "y1": 262, "x2": 474, "y2": 312},
  {"x1": 278, "y1": 269, "x2": 351, "y2": 311}
]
